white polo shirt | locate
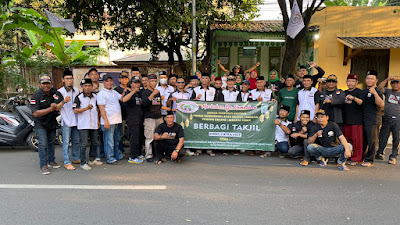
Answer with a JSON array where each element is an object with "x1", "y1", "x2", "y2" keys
[
  {"x1": 168, "y1": 90, "x2": 190, "y2": 110},
  {"x1": 156, "y1": 84, "x2": 175, "y2": 115},
  {"x1": 97, "y1": 88, "x2": 122, "y2": 125},
  {"x1": 222, "y1": 88, "x2": 239, "y2": 102},
  {"x1": 296, "y1": 87, "x2": 319, "y2": 120},
  {"x1": 73, "y1": 92, "x2": 98, "y2": 130},
  {"x1": 250, "y1": 88, "x2": 273, "y2": 102},
  {"x1": 275, "y1": 119, "x2": 291, "y2": 142},
  {"x1": 56, "y1": 86, "x2": 79, "y2": 127},
  {"x1": 239, "y1": 91, "x2": 250, "y2": 102},
  {"x1": 192, "y1": 86, "x2": 216, "y2": 101}
]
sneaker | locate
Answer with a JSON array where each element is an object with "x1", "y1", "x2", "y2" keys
[
  {"x1": 361, "y1": 161, "x2": 373, "y2": 167},
  {"x1": 139, "y1": 155, "x2": 145, "y2": 160},
  {"x1": 108, "y1": 160, "x2": 122, "y2": 165},
  {"x1": 80, "y1": 164, "x2": 92, "y2": 170},
  {"x1": 388, "y1": 158, "x2": 397, "y2": 165},
  {"x1": 146, "y1": 158, "x2": 153, "y2": 162},
  {"x1": 319, "y1": 158, "x2": 328, "y2": 167},
  {"x1": 375, "y1": 154, "x2": 384, "y2": 160},
  {"x1": 92, "y1": 159, "x2": 103, "y2": 166},
  {"x1": 41, "y1": 166, "x2": 51, "y2": 175},
  {"x1": 186, "y1": 149, "x2": 195, "y2": 156},
  {"x1": 48, "y1": 162, "x2": 61, "y2": 169},
  {"x1": 300, "y1": 160, "x2": 309, "y2": 166},
  {"x1": 128, "y1": 157, "x2": 144, "y2": 164},
  {"x1": 339, "y1": 164, "x2": 350, "y2": 171}
]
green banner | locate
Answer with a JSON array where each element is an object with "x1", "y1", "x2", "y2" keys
[{"x1": 176, "y1": 100, "x2": 277, "y2": 151}]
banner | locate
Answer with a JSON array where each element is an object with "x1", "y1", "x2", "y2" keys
[
  {"x1": 286, "y1": 0, "x2": 305, "y2": 39},
  {"x1": 176, "y1": 100, "x2": 277, "y2": 151}
]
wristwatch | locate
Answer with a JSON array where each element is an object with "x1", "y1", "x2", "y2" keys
[{"x1": 175, "y1": 149, "x2": 180, "y2": 153}]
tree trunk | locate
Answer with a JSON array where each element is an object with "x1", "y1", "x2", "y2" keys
[
  {"x1": 175, "y1": 48, "x2": 187, "y2": 77},
  {"x1": 281, "y1": 35, "x2": 303, "y2": 77}
]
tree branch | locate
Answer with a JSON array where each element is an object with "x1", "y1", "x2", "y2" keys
[{"x1": 278, "y1": 0, "x2": 289, "y2": 29}]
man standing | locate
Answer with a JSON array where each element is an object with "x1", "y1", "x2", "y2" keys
[
  {"x1": 318, "y1": 74, "x2": 345, "y2": 126},
  {"x1": 54, "y1": 69, "x2": 80, "y2": 170},
  {"x1": 278, "y1": 74, "x2": 299, "y2": 121},
  {"x1": 166, "y1": 77, "x2": 191, "y2": 112},
  {"x1": 294, "y1": 62, "x2": 325, "y2": 89},
  {"x1": 168, "y1": 74, "x2": 178, "y2": 89},
  {"x1": 307, "y1": 109, "x2": 352, "y2": 171},
  {"x1": 213, "y1": 77, "x2": 224, "y2": 102},
  {"x1": 249, "y1": 76, "x2": 273, "y2": 102},
  {"x1": 30, "y1": 74, "x2": 60, "y2": 175},
  {"x1": 376, "y1": 76, "x2": 400, "y2": 165},
  {"x1": 114, "y1": 71, "x2": 130, "y2": 154},
  {"x1": 131, "y1": 67, "x2": 141, "y2": 79},
  {"x1": 122, "y1": 76, "x2": 145, "y2": 164},
  {"x1": 342, "y1": 74, "x2": 364, "y2": 165},
  {"x1": 237, "y1": 80, "x2": 251, "y2": 102},
  {"x1": 294, "y1": 75, "x2": 320, "y2": 123},
  {"x1": 287, "y1": 110, "x2": 314, "y2": 165},
  {"x1": 361, "y1": 70, "x2": 385, "y2": 167},
  {"x1": 157, "y1": 71, "x2": 175, "y2": 117},
  {"x1": 142, "y1": 74, "x2": 163, "y2": 162},
  {"x1": 154, "y1": 111, "x2": 185, "y2": 164},
  {"x1": 185, "y1": 75, "x2": 200, "y2": 97},
  {"x1": 141, "y1": 74, "x2": 149, "y2": 90},
  {"x1": 97, "y1": 74, "x2": 124, "y2": 165},
  {"x1": 88, "y1": 68, "x2": 103, "y2": 93},
  {"x1": 222, "y1": 75, "x2": 240, "y2": 102},
  {"x1": 73, "y1": 78, "x2": 103, "y2": 170},
  {"x1": 274, "y1": 105, "x2": 292, "y2": 157}
]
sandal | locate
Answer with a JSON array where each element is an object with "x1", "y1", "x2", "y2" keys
[
  {"x1": 207, "y1": 151, "x2": 216, "y2": 157},
  {"x1": 174, "y1": 158, "x2": 182, "y2": 163},
  {"x1": 64, "y1": 164, "x2": 75, "y2": 171},
  {"x1": 194, "y1": 150, "x2": 202, "y2": 156},
  {"x1": 249, "y1": 151, "x2": 255, "y2": 156},
  {"x1": 157, "y1": 158, "x2": 166, "y2": 165}
]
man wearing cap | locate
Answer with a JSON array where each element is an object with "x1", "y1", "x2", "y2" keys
[
  {"x1": 88, "y1": 68, "x2": 103, "y2": 93},
  {"x1": 287, "y1": 110, "x2": 314, "y2": 165},
  {"x1": 294, "y1": 74, "x2": 320, "y2": 123},
  {"x1": 168, "y1": 74, "x2": 178, "y2": 89},
  {"x1": 342, "y1": 74, "x2": 364, "y2": 165},
  {"x1": 185, "y1": 76, "x2": 200, "y2": 96},
  {"x1": 54, "y1": 69, "x2": 80, "y2": 170},
  {"x1": 294, "y1": 62, "x2": 325, "y2": 89},
  {"x1": 122, "y1": 76, "x2": 145, "y2": 164},
  {"x1": 361, "y1": 70, "x2": 385, "y2": 167},
  {"x1": 376, "y1": 76, "x2": 400, "y2": 165},
  {"x1": 142, "y1": 74, "x2": 163, "y2": 162},
  {"x1": 237, "y1": 80, "x2": 251, "y2": 102},
  {"x1": 191, "y1": 73, "x2": 216, "y2": 102},
  {"x1": 213, "y1": 77, "x2": 224, "y2": 102},
  {"x1": 274, "y1": 105, "x2": 292, "y2": 157},
  {"x1": 97, "y1": 74, "x2": 124, "y2": 165},
  {"x1": 73, "y1": 78, "x2": 103, "y2": 170},
  {"x1": 114, "y1": 71, "x2": 130, "y2": 154},
  {"x1": 30, "y1": 74, "x2": 60, "y2": 175},
  {"x1": 154, "y1": 111, "x2": 185, "y2": 164},
  {"x1": 278, "y1": 74, "x2": 299, "y2": 121},
  {"x1": 156, "y1": 71, "x2": 175, "y2": 116},
  {"x1": 131, "y1": 67, "x2": 141, "y2": 79},
  {"x1": 307, "y1": 109, "x2": 352, "y2": 171},
  {"x1": 318, "y1": 74, "x2": 346, "y2": 126},
  {"x1": 141, "y1": 74, "x2": 149, "y2": 90},
  {"x1": 222, "y1": 75, "x2": 240, "y2": 102},
  {"x1": 249, "y1": 76, "x2": 274, "y2": 102}
]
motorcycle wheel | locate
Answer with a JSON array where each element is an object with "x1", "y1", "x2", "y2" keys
[
  {"x1": 56, "y1": 129, "x2": 63, "y2": 145},
  {"x1": 27, "y1": 132, "x2": 39, "y2": 151}
]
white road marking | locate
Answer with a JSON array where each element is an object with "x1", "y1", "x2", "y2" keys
[{"x1": 0, "y1": 184, "x2": 166, "y2": 190}]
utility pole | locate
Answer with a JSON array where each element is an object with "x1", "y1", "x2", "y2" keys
[{"x1": 192, "y1": 0, "x2": 196, "y2": 75}]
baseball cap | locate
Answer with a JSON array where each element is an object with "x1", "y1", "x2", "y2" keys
[{"x1": 39, "y1": 74, "x2": 52, "y2": 84}]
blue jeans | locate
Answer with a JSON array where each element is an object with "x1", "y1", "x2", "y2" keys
[
  {"x1": 36, "y1": 128, "x2": 56, "y2": 168},
  {"x1": 277, "y1": 141, "x2": 289, "y2": 153},
  {"x1": 62, "y1": 125, "x2": 80, "y2": 165},
  {"x1": 101, "y1": 124, "x2": 123, "y2": 163},
  {"x1": 79, "y1": 129, "x2": 99, "y2": 165},
  {"x1": 307, "y1": 143, "x2": 347, "y2": 164}
]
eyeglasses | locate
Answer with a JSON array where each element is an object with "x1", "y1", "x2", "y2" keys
[
  {"x1": 177, "y1": 81, "x2": 185, "y2": 84},
  {"x1": 326, "y1": 79, "x2": 337, "y2": 83}
]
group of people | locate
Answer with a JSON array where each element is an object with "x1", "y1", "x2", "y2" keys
[{"x1": 29, "y1": 62, "x2": 400, "y2": 175}]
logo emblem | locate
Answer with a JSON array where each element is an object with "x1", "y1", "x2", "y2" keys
[{"x1": 177, "y1": 101, "x2": 199, "y2": 113}]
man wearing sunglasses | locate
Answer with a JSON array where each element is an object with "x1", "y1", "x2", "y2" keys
[
  {"x1": 318, "y1": 74, "x2": 346, "y2": 127},
  {"x1": 376, "y1": 76, "x2": 400, "y2": 165}
]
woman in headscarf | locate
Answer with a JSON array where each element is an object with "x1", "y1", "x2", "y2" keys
[
  {"x1": 266, "y1": 69, "x2": 285, "y2": 97},
  {"x1": 249, "y1": 70, "x2": 258, "y2": 90}
]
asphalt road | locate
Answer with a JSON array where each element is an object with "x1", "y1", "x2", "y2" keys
[{"x1": 0, "y1": 146, "x2": 399, "y2": 225}]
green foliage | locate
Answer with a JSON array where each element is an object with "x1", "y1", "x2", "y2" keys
[{"x1": 324, "y1": 0, "x2": 389, "y2": 6}]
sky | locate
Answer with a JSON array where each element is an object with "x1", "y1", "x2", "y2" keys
[{"x1": 255, "y1": 0, "x2": 321, "y2": 20}]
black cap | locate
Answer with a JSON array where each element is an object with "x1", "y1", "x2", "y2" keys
[
  {"x1": 141, "y1": 74, "x2": 148, "y2": 78},
  {"x1": 280, "y1": 105, "x2": 290, "y2": 112},
  {"x1": 256, "y1": 76, "x2": 265, "y2": 81},
  {"x1": 169, "y1": 74, "x2": 178, "y2": 79},
  {"x1": 303, "y1": 75, "x2": 312, "y2": 79},
  {"x1": 367, "y1": 70, "x2": 378, "y2": 76},
  {"x1": 286, "y1": 74, "x2": 295, "y2": 80},
  {"x1": 166, "y1": 111, "x2": 175, "y2": 116},
  {"x1": 316, "y1": 109, "x2": 327, "y2": 116},
  {"x1": 62, "y1": 69, "x2": 73, "y2": 78},
  {"x1": 88, "y1": 68, "x2": 98, "y2": 74},
  {"x1": 159, "y1": 71, "x2": 167, "y2": 76},
  {"x1": 81, "y1": 78, "x2": 93, "y2": 85},
  {"x1": 299, "y1": 65, "x2": 307, "y2": 70},
  {"x1": 102, "y1": 74, "x2": 113, "y2": 81},
  {"x1": 130, "y1": 76, "x2": 141, "y2": 83},
  {"x1": 190, "y1": 75, "x2": 199, "y2": 80},
  {"x1": 202, "y1": 72, "x2": 210, "y2": 78},
  {"x1": 131, "y1": 67, "x2": 139, "y2": 71},
  {"x1": 300, "y1": 110, "x2": 311, "y2": 116},
  {"x1": 148, "y1": 74, "x2": 157, "y2": 80},
  {"x1": 120, "y1": 71, "x2": 129, "y2": 78},
  {"x1": 242, "y1": 80, "x2": 250, "y2": 85},
  {"x1": 229, "y1": 72, "x2": 235, "y2": 76}
]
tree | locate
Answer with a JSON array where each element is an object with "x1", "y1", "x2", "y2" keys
[
  {"x1": 278, "y1": 0, "x2": 325, "y2": 77},
  {"x1": 64, "y1": 0, "x2": 261, "y2": 74}
]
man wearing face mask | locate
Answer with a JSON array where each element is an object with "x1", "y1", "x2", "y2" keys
[{"x1": 156, "y1": 71, "x2": 175, "y2": 117}]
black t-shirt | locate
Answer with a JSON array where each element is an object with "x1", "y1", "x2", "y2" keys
[
  {"x1": 114, "y1": 86, "x2": 127, "y2": 120},
  {"x1": 29, "y1": 88, "x2": 59, "y2": 130},
  {"x1": 155, "y1": 122, "x2": 184, "y2": 146},
  {"x1": 124, "y1": 90, "x2": 143, "y2": 126},
  {"x1": 141, "y1": 89, "x2": 162, "y2": 119},
  {"x1": 308, "y1": 121, "x2": 342, "y2": 147},
  {"x1": 288, "y1": 121, "x2": 314, "y2": 146},
  {"x1": 319, "y1": 90, "x2": 336, "y2": 120},
  {"x1": 362, "y1": 87, "x2": 383, "y2": 126},
  {"x1": 343, "y1": 88, "x2": 363, "y2": 125}
]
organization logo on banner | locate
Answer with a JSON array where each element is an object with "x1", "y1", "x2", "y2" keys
[{"x1": 177, "y1": 101, "x2": 199, "y2": 113}]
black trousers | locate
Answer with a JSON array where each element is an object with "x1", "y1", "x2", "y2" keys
[
  {"x1": 154, "y1": 140, "x2": 184, "y2": 160},
  {"x1": 377, "y1": 117, "x2": 400, "y2": 160},
  {"x1": 288, "y1": 139, "x2": 309, "y2": 160},
  {"x1": 363, "y1": 124, "x2": 380, "y2": 162},
  {"x1": 128, "y1": 124, "x2": 141, "y2": 159}
]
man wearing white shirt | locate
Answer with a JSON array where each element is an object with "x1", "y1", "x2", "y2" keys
[
  {"x1": 237, "y1": 80, "x2": 251, "y2": 102},
  {"x1": 222, "y1": 75, "x2": 239, "y2": 102},
  {"x1": 97, "y1": 74, "x2": 124, "y2": 165},
  {"x1": 156, "y1": 71, "x2": 175, "y2": 116},
  {"x1": 294, "y1": 75, "x2": 320, "y2": 123},
  {"x1": 274, "y1": 105, "x2": 292, "y2": 157},
  {"x1": 54, "y1": 69, "x2": 80, "y2": 171},
  {"x1": 250, "y1": 76, "x2": 273, "y2": 102}
]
